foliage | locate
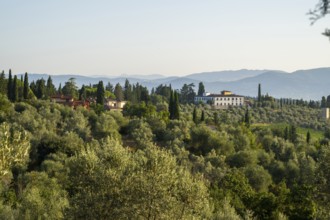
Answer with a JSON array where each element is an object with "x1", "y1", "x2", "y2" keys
[
  {"x1": 0, "y1": 74, "x2": 329, "y2": 219},
  {"x1": 0, "y1": 123, "x2": 30, "y2": 177}
]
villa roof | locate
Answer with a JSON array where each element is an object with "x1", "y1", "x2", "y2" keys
[{"x1": 195, "y1": 94, "x2": 244, "y2": 98}]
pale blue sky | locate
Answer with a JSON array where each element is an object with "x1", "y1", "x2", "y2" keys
[{"x1": 0, "y1": 0, "x2": 329, "y2": 76}]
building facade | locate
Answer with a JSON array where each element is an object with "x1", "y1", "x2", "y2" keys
[
  {"x1": 194, "y1": 91, "x2": 245, "y2": 108},
  {"x1": 322, "y1": 108, "x2": 330, "y2": 119},
  {"x1": 50, "y1": 95, "x2": 90, "y2": 109},
  {"x1": 105, "y1": 99, "x2": 127, "y2": 110}
]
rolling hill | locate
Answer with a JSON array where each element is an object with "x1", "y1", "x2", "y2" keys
[{"x1": 17, "y1": 67, "x2": 330, "y2": 100}]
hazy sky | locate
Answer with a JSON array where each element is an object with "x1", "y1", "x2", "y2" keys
[{"x1": 1, "y1": 0, "x2": 329, "y2": 76}]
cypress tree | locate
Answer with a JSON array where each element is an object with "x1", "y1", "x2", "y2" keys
[
  {"x1": 197, "y1": 82, "x2": 205, "y2": 96},
  {"x1": 46, "y1": 76, "x2": 56, "y2": 98},
  {"x1": 58, "y1": 83, "x2": 62, "y2": 95},
  {"x1": 326, "y1": 95, "x2": 330, "y2": 108},
  {"x1": 7, "y1": 69, "x2": 12, "y2": 100},
  {"x1": 36, "y1": 78, "x2": 46, "y2": 99},
  {"x1": 79, "y1": 85, "x2": 87, "y2": 101},
  {"x1": 193, "y1": 107, "x2": 197, "y2": 124},
  {"x1": 244, "y1": 108, "x2": 250, "y2": 127},
  {"x1": 96, "y1": 81, "x2": 105, "y2": 105},
  {"x1": 306, "y1": 131, "x2": 311, "y2": 144},
  {"x1": 124, "y1": 79, "x2": 132, "y2": 101},
  {"x1": 258, "y1": 83, "x2": 261, "y2": 103},
  {"x1": 12, "y1": 75, "x2": 18, "y2": 102},
  {"x1": 169, "y1": 90, "x2": 174, "y2": 119},
  {"x1": 174, "y1": 91, "x2": 180, "y2": 120},
  {"x1": 114, "y1": 83, "x2": 124, "y2": 101},
  {"x1": 201, "y1": 110, "x2": 205, "y2": 122},
  {"x1": 290, "y1": 125, "x2": 297, "y2": 143},
  {"x1": 23, "y1": 72, "x2": 29, "y2": 99},
  {"x1": 0, "y1": 70, "x2": 6, "y2": 95}
]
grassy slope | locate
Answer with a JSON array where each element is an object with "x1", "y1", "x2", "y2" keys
[{"x1": 253, "y1": 122, "x2": 324, "y2": 140}]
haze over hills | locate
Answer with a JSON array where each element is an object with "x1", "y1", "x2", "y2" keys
[
  {"x1": 184, "y1": 69, "x2": 271, "y2": 82},
  {"x1": 17, "y1": 67, "x2": 330, "y2": 100}
]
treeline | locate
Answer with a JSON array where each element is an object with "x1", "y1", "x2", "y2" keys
[{"x1": 256, "y1": 83, "x2": 320, "y2": 108}]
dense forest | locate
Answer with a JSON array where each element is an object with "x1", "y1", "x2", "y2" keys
[{"x1": 1, "y1": 70, "x2": 330, "y2": 219}]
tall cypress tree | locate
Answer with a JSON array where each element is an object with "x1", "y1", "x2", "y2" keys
[
  {"x1": 79, "y1": 85, "x2": 87, "y2": 101},
  {"x1": 58, "y1": 83, "x2": 62, "y2": 95},
  {"x1": 197, "y1": 82, "x2": 205, "y2": 96},
  {"x1": 290, "y1": 125, "x2": 297, "y2": 143},
  {"x1": 0, "y1": 70, "x2": 6, "y2": 95},
  {"x1": 201, "y1": 110, "x2": 205, "y2": 122},
  {"x1": 36, "y1": 78, "x2": 46, "y2": 99},
  {"x1": 7, "y1": 69, "x2": 12, "y2": 100},
  {"x1": 258, "y1": 83, "x2": 262, "y2": 103},
  {"x1": 174, "y1": 91, "x2": 180, "y2": 120},
  {"x1": 306, "y1": 131, "x2": 311, "y2": 144},
  {"x1": 96, "y1": 81, "x2": 105, "y2": 105},
  {"x1": 124, "y1": 79, "x2": 132, "y2": 101},
  {"x1": 244, "y1": 108, "x2": 250, "y2": 127},
  {"x1": 46, "y1": 76, "x2": 56, "y2": 98},
  {"x1": 23, "y1": 72, "x2": 29, "y2": 99},
  {"x1": 193, "y1": 107, "x2": 197, "y2": 124},
  {"x1": 12, "y1": 75, "x2": 18, "y2": 102},
  {"x1": 169, "y1": 90, "x2": 174, "y2": 119},
  {"x1": 114, "y1": 83, "x2": 124, "y2": 101}
]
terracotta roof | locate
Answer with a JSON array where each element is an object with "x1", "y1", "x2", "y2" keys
[{"x1": 195, "y1": 94, "x2": 244, "y2": 98}]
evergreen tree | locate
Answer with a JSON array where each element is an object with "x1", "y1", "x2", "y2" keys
[
  {"x1": 114, "y1": 83, "x2": 124, "y2": 101},
  {"x1": 58, "y1": 83, "x2": 62, "y2": 95},
  {"x1": 0, "y1": 70, "x2": 6, "y2": 95},
  {"x1": 244, "y1": 108, "x2": 250, "y2": 127},
  {"x1": 30, "y1": 81, "x2": 37, "y2": 97},
  {"x1": 258, "y1": 83, "x2": 262, "y2": 103},
  {"x1": 140, "y1": 87, "x2": 150, "y2": 104},
  {"x1": 169, "y1": 90, "x2": 180, "y2": 120},
  {"x1": 7, "y1": 69, "x2": 12, "y2": 100},
  {"x1": 169, "y1": 90, "x2": 174, "y2": 119},
  {"x1": 106, "y1": 82, "x2": 114, "y2": 93},
  {"x1": 155, "y1": 84, "x2": 171, "y2": 101},
  {"x1": 306, "y1": 131, "x2": 311, "y2": 144},
  {"x1": 96, "y1": 81, "x2": 105, "y2": 105},
  {"x1": 180, "y1": 83, "x2": 195, "y2": 104},
  {"x1": 46, "y1": 76, "x2": 56, "y2": 98},
  {"x1": 23, "y1": 72, "x2": 29, "y2": 99},
  {"x1": 12, "y1": 75, "x2": 18, "y2": 102},
  {"x1": 79, "y1": 85, "x2": 87, "y2": 101},
  {"x1": 193, "y1": 107, "x2": 197, "y2": 124},
  {"x1": 290, "y1": 125, "x2": 298, "y2": 143},
  {"x1": 201, "y1": 110, "x2": 205, "y2": 122},
  {"x1": 124, "y1": 79, "x2": 132, "y2": 101},
  {"x1": 174, "y1": 91, "x2": 180, "y2": 120},
  {"x1": 197, "y1": 82, "x2": 205, "y2": 96},
  {"x1": 326, "y1": 95, "x2": 330, "y2": 107},
  {"x1": 36, "y1": 78, "x2": 46, "y2": 99},
  {"x1": 62, "y1": 78, "x2": 78, "y2": 98}
]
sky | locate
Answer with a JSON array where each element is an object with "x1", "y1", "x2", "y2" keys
[{"x1": 0, "y1": 0, "x2": 329, "y2": 76}]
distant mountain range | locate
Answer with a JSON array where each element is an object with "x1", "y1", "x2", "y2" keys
[{"x1": 18, "y1": 67, "x2": 330, "y2": 100}]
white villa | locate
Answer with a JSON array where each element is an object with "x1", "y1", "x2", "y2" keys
[{"x1": 194, "y1": 90, "x2": 245, "y2": 108}]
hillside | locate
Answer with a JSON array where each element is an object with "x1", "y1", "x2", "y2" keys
[{"x1": 17, "y1": 67, "x2": 330, "y2": 100}]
